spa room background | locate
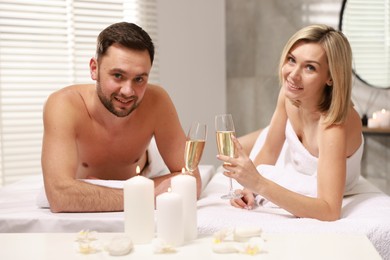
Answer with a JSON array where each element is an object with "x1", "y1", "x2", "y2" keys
[
  {"x1": 164, "y1": 0, "x2": 390, "y2": 194},
  {"x1": 224, "y1": 0, "x2": 390, "y2": 194},
  {"x1": 0, "y1": 0, "x2": 389, "y2": 195}
]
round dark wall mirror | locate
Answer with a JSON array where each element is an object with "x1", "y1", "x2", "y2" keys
[{"x1": 339, "y1": 0, "x2": 390, "y2": 89}]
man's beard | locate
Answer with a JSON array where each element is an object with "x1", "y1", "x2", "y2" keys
[{"x1": 96, "y1": 82, "x2": 139, "y2": 117}]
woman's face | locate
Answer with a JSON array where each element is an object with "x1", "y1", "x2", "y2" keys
[{"x1": 282, "y1": 41, "x2": 332, "y2": 107}]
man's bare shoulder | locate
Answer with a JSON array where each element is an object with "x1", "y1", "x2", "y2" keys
[
  {"x1": 144, "y1": 84, "x2": 170, "y2": 98},
  {"x1": 43, "y1": 84, "x2": 95, "y2": 123},
  {"x1": 45, "y1": 84, "x2": 93, "y2": 107},
  {"x1": 47, "y1": 84, "x2": 93, "y2": 101},
  {"x1": 142, "y1": 84, "x2": 174, "y2": 108}
]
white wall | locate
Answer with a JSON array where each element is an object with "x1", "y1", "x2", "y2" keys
[{"x1": 156, "y1": 0, "x2": 226, "y2": 167}]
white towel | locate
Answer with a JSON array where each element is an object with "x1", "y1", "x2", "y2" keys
[
  {"x1": 36, "y1": 137, "x2": 169, "y2": 208},
  {"x1": 141, "y1": 137, "x2": 169, "y2": 179},
  {"x1": 36, "y1": 137, "x2": 216, "y2": 208},
  {"x1": 249, "y1": 120, "x2": 365, "y2": 207}
]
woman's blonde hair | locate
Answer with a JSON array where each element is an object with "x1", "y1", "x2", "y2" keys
[{"x1": 278, "y1": 24, "x2": 353, "y2": 126}]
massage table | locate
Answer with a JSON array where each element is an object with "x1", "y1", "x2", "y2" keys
[
  {"x1": 1, "y1": 128, "x2": 390, "y2": 259},
  {"x1": 0, "y1": 165, "x2": 390, "y2": 259}
]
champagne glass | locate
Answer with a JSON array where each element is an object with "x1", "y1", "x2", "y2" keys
[
  {"x1": 184, "y1": 122, "x2": 207, "y2": 174},
  {"x1": 215, "y1": 114, "x2": 243, "y2": 200}
]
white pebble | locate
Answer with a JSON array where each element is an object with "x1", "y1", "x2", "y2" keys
[
  {"x1": 106, "y1": 236, "x2": 133, "y2": 256},
  {"x1": 212, "y1": 242, "x2": 239, "y2": 254},
  {"x1": 233, "y1": 227, "x2": 262, "y2": 242}
]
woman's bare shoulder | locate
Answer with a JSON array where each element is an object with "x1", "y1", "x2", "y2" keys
[
  {"x1": 345, "y1": 107, "x2": 363, "y2": 155},
  {"x1": 319, "y1": 107, "x2": 362, "y2": 156}
]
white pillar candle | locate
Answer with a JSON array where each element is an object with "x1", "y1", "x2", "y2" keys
[
  {"x1": 377, "y1": 109, "x2": 390, "y2": 128},
  {"x1": 368, "y1": 113, "x2": 380, "y2": 128},
  {"x1": 124, "y1": 172, "x2": 155, "y2": 244},
  {"x1": 156, "y1": 189, "x2": 184, "y2": 246},
  {"x1": 171, "y1": 172, "x2": 197, "y2": 242},
  {"x1": 384, "y1": 111, "x2": 390, "y2": 128}
]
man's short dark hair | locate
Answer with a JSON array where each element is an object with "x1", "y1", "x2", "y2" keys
[{"x1": 96, "y1": 22, "x2": 154, "y2": 64}]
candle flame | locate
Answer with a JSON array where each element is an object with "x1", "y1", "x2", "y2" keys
[
  {"x1": 373, "y1": 112, "x2": 377, "y2": 119},
  {"x1": 136, "y1": 165, "x2": 140, "y2": 175},
  {"x1": 181, "y1": 168, "x2": 186, "y2": 173},
  {"x1": 381, "y1": 109, "x2": 386, "y2": 113},
  {"x1": 168, "y1": 187, "x2": 172, "y2": 193}
]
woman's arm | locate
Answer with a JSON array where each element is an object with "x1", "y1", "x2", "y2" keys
[
  {"x1": 237, "y1": 129, "x2": 263, "y2": 156},
  {"x1": 253, "y1": 87, "x2": 287, "y2": 166},
  {"x1": 220, "y1": 123, "x2": 348, "y2": 221},
  {"x1": 227, "y1": 87, "x2": 288, "y2": 210}
]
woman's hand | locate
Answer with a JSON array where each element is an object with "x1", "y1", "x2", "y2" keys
[
  {"x1": 230, "y1": 188, "x2": 256, "y2": 210},
  {"x1": 217, "y1": 135, "x2": 263, "y2": 192}
]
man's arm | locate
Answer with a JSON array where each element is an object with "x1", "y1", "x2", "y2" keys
[
  {"x1": 41, "y1": 90, "x2": 123, "y2": 213},
  {"x1": 151, "y1": 86, "x2": 202, "y2": 198}
]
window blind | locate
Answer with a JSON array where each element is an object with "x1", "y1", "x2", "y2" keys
[
  {"x1": 342, "y1": 0, "x2": 390, "y2": 88},
  {"x1": 0, "y1": 0, "x2": 159, "y2": 186}
]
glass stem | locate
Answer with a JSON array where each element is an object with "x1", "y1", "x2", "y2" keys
[{"x1": 229, "y1": 177, "x2": 234, "y2": 194}]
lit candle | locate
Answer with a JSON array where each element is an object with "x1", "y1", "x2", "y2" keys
[
  {"x1": 377, "y1": 109, "x2": 390, "y2": 128},
  {"x1": 171, "y1": 168, "x2": 197, "y2": 242},
  {"x1": 124, "y1": 166, "x2": 155, "y2": 244},
  {"x1": 156, "y1": 188, "x2": 184, "y2": 246},
  {"x1": 368, "y1": 112, "x2": 380, "y2": 128}
]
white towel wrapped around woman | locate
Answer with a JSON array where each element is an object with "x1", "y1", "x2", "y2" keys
[{"x1": 249, "y1": 120, "x2": 364, "y2": 207}]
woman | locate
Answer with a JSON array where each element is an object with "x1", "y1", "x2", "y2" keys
[{"x1": 217, "y1": 24, "x2": 363, "y2": 221}]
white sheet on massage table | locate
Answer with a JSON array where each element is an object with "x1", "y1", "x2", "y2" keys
[
  {"x1": 197, "y1": 171, "x2": 390, "y2": 260},
  {"x1": 1, "y1": 166, "x2": 390, "y2": 259},
  {"x1": 0, "y1": 165, "x2": 215, "y2": 233}
]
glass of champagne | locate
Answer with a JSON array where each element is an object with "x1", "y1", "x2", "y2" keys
[
  {"x1": 215, "y1": 114, "x2": 243, "y2": 200},
  {"x1": 184, "y1": 122, "x2": 207, "y2": 174}
]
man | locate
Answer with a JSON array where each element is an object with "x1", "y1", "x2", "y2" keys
[{"x1": 41, "y1": 22, "x2": 201, "y2": 213}]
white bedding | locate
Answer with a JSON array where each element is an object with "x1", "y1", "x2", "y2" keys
[
  {"x1": 195, "y1": 125, "x2": 390, "y2": 259},
  {"x1": 0, "y1": 165, "x2": 215, "y2": 232},
  {"x1": 197, "y1": 170, "x2": 390, "y2": 260},
  {"x1": 1, "y1": 166, "x2": 390, "y2": 259}
]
